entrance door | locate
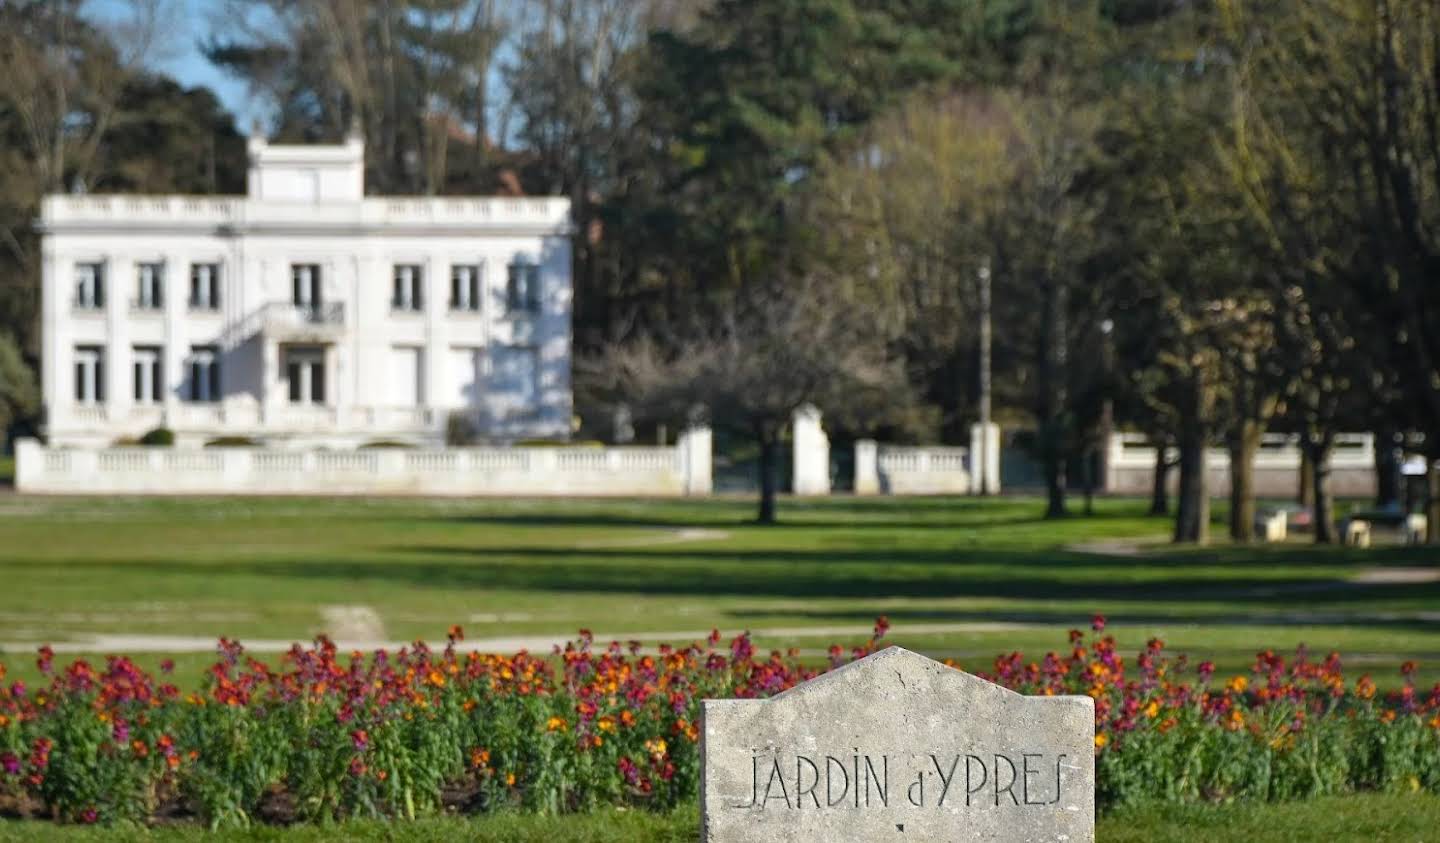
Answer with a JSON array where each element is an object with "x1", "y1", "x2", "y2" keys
[{"x1": 284, "y1": 347, "x2": 326, "y2": 405}]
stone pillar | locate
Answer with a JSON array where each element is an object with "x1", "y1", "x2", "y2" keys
[
  {"x1": 854, "y1": 439, "x2": 879, "y2": 496},
  {"x1": 969, "y1": 421, "x2": 1001, "y2": 495},
  {"x1": 679, "y1": 426, "x2": 713, "y2": 496},
  {"x1": 792, "y1": 404, "x2": 831, "y2": 496}
]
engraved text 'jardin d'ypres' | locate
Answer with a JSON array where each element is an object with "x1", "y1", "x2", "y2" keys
[{"x1": 729, "y1": 750, "x2": 1075, "y2": 811}]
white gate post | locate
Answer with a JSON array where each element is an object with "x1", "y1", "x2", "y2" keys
[
  {"x1": 792, "y1": 405, "x2": 831, "y2": 496},
  {"x1": 969, "y1": 422, "x2": 1001, "y2": 495},
  {"x1": 854, "y1": 439, "x2": 879, "y2": 496}
]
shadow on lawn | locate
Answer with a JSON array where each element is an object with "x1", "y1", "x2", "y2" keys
[{"x1": 25, "y1": 543, "x2": 1439, "y2": 619}]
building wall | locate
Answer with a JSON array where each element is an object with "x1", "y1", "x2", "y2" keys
[{"x1": 40, "y1": 147, "x2": 572, "y2": 448}]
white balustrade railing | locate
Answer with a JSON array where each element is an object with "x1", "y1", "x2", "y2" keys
[
  {"x1": 14, "y1": 434, "x2": 712, "y2": 498},
  {"x1": 875, "y1": 446, "x2": 971, "y2": 495}
]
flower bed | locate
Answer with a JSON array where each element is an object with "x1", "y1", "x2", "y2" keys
[{"x1": 0, "y1": 617, "x2": 1436, "y2": 827}]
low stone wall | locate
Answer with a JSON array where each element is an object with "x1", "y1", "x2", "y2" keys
[
  {"x1": 1104, "y1": 432, "x2": 1376, "y2": 498},
  {"x1": 14, "y1": 431, "x2": 712, "y2": 497}
]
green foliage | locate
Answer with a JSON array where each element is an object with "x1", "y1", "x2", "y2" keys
[
  {"x1": 138, "y1": 428, "x2": 175, "y2": 447},
  {"x1": 0, "y1": 332, "x2": 37, "y2": 438}
]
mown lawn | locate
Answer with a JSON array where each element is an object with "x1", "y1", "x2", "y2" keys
[
  {"x1": 2, "y1": 795, "x2": 1438, "y2": 841},
  {"x1": 0, "y1": 494, "x2": 1436, "y2": 688}
]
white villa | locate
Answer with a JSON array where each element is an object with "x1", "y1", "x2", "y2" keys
[{"x1": 39, "y1": 132, "x2": 573, "y2": 448}]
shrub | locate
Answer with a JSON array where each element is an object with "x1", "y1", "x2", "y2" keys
[
  {"x1": 358, "y1": 440, "x2": 417, "y2": 449},
  {"x1": 138, "y1": 428, "x2": 175, "y2": 447}
]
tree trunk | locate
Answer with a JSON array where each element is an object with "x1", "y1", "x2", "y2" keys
[
  {"x1": 1150, "y1": 443, "x2": 1170, "y2": 516},
  {"x1": 1427, "y1": 454, "x2": 1440, "y2": 545},
  {"x1": 1298, "y1": 445, "x2": 1315, "y2": 507},
  {"x1": 1228, "y1": 420, "x2": 1262, "y2": 542},
  {"x1": 1173, "y1": 426, "x2": 1209, "y2": 544},
  {"x1": 1308, "y1": 434, "x2": 1335, "y2": 544},
  {"x1": 757, "y1": 433, "x2": 780, "y2": 525},
  {"x1": 1374, "y1": 429, "x2": 1400, "y2": 509},
  {"x1": 1082, "y1": 447, "x2": 1095, "y2": 516},
  {"x1": 1044, "y1": 445, "x2": 1067, "y2": 518},
  {"x1": 1038, "y1": 269, "x2": 1067, "y2": 520},
  {"x1": 976, "y1": 260, "x2": 992, "y2": 495}
]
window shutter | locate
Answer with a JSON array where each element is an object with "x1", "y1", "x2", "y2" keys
[
  {"x1": 134, "y1": 361, "x2": 143, "y2": 402},
  {"x1": 507, "y1": 264, "x2": 519, "y2": 311},
  {"x1": 153, "y1": 358, "x2": 162, "y2": 403},
  {"x1": 209, "y1": 357, "x2": 221, "y2": 401},
  {"x1": 155, "y1": 270, "x2": 164, "y2": 309},
  {"x1": 293, "y1": 272, "x2": 302, "y2": 306},
  {"x1": 414, "y1": 271, "x2": 423, "y2": 309},
  {"x1": 96, "y1": 359, "x2": 106, "y2": 403},
  {"x1": 95, "y1": 273, "x2": 105, "y2": 308},
  {"x1": 191, "y1": 361, "x2": 201, "y2": 401},
  {"x1": 75, "y1": 362, "x2": 85, "y2": 402},
  {"x1": 527, "y1": 266, "x2": 541, "y2": 311},
  {"x1": 212, "y1": 268, "x2": 221, "y2": 309}
]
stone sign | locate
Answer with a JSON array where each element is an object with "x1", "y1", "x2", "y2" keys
[{"x1": 701, "y1": 647, "x2": 1094, "y2": 842}]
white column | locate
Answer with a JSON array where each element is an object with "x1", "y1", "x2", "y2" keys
[
  {"x1": 41, "y1": 241, "x2": 62, "y2": 431},
  {"x1": 163, "y1": 255, "x2": 186, "y2": 423},
  {"x1": 107, "y1": 255, "x2": 132, "y2": 424},
  {"x1": 969, "y1": 422, "x2": 1001, "y2": 495},
  {"x1": 261, "y1": 339, "x2": 279, "y2": 425},
  {"x1": 424, "y1": 253, "x2": 447, "y2": 430},
  {"x1": 791, "y1": 404, "x2": 831, "y2": 496},
  {"x1": 854, "y1": 439, "x2": 880, "y2": 496}
]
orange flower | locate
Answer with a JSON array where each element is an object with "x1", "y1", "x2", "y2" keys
[
  {"x1": 1226, "y1": 676, "x2": 1248, "y2": 694},
  {"x1": 505, "y1": 772, "x2": 516, "y2": 787},
  {"x1": 1094, "y1": 733, "x2": 1109, "y2": 749},
  {"x1": 1143, "y1": 701, "x2": 1160, "y2": 719},
  {"x1": 597, "y1": 716, "x2": 616, "y2": 733},
  {"x1": 546, "y1": 716, "x2": 567, "y2": 732},
  {"x1": 620, "y1": 710, "x2": 636, "y2": 728}
]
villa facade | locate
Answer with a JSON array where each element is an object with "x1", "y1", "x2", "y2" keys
[{"x1": 39, "y1": 133, "x2": 572, "y2": 448}]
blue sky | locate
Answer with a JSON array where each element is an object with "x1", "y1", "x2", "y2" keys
[{"x1": 88, "y1": 0, "x2": 264, "y2": 129}]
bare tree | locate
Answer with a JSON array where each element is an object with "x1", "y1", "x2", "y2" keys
[{"x1": 582, "y1": 279, "x2": 912, "y2": 524}]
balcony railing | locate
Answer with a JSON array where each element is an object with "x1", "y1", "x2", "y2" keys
[{"x1": 259, "y1": 302, "x2": 346, "y2": 341}]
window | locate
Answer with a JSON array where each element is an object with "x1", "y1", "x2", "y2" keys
[
  {"x1": 285, "y1": 349, "x2": 326, "y2": 405},
  {"x1": 132, "y1": 346, "x2": 163, "y2": 404},
  {"x1": 190, "y1": 263, "x2": 221, "y2": 310},
  {"x1": 75, "y1": 263, "x2": 105, "y2": 309},
  {"x1": 74, "y1": 346, "x2": 105, "y2": 403},
  {"x1": 392, "y1": 264, "x2": 424, "y2": 311},
  {"x1": 136, "y1": 263, "x2": 164, "y2": 310},
  {"x1": 188, "y1": 346, "x2": 220, "y2": 402},
  {"x1": 292, "y1": 264, "x2": 322, "y2": 311},
  {"x1": 450, "y1": 265, "x2": 481, "y2": 312},
  {"x1": 505, "y1": 259, "x2": 541, "y2": 314}
]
